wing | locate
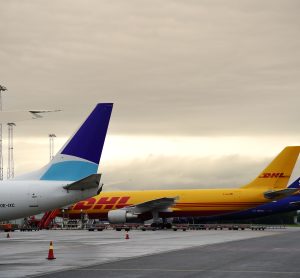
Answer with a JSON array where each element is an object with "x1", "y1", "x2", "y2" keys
[
  {"x1": 108, "y1": 196, "x2": 178, "y2": 224},
  {"x1": 126, "y1": 197, "x2": 178, "y2": 214}
]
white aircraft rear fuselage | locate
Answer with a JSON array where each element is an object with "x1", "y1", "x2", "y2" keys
[
  {"x1": 0, "y1": 180, "x2": 97, "y2": 221},
  {"x1": 0, "y1": 103, "x2": 113, "y2": 222}
]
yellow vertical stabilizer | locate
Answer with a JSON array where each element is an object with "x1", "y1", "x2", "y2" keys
[{"x1": 242, "y1": 146, "x2": 300, "y2": 190}]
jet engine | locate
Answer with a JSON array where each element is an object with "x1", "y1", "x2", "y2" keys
[{"x1": 108, "y1": 209, "x2": 139, "y2": 224}]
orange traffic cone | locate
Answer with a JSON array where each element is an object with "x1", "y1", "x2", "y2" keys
[
  {"x1": 46, "y1": 241, "x2": 56, "y2": 260},
  {"x1": 6, "y1": 233, "x2": 10, "y2": 238},
  {"x1": 125, "y1": 231, "x2": 129, "y2": 240}
]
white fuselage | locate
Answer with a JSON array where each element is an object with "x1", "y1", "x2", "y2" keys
[{"x1": 0, "y1": 180, "x2": 98, "y2": 221}]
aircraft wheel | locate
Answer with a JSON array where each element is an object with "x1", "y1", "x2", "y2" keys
[{"x1": 165, "y1": 223, "x2": 172, "y2": 229}]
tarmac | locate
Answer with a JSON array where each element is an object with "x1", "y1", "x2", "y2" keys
[{"x1": 0, "y1": 227, "x2": 298, "y2": 278}]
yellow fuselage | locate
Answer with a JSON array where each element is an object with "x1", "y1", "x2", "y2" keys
[{"x1": 65, "y1": 188, "x2": 268, "y2": 219}]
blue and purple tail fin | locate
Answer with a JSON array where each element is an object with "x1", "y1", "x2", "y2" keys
[
  {"x1": 27, "y1": 103, "x2": 113, "y2": 181},
  {"x1": 288, "y1": 177, "x2": 300, "y2": 189}
]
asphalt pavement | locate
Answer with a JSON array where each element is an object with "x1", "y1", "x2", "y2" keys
[{"x1": 35, "y1": 228, "x2": 300, "y2": 278}]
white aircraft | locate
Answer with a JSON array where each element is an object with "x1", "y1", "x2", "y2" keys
[{"x1": 0, "y1": 103, "x2": 113, "y2": 221}]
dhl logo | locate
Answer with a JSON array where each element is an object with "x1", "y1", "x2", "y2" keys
[
  {"x1": 71, "y1": 196, "x2": 132, "y2": 211},
  {"x1": 259, "y1": 172, "x2": 289, "y2": 178}
]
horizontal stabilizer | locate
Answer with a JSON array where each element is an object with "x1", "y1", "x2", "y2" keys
[
  {"x1": 63, "y1": 174, "x2": 102, "y2": 193},
  {"x1": 127, "y1": 197, "x2": 178, "y2": 214},
  {"x1": 264, "y1": 188, "x2": 299, "y2": 199}
]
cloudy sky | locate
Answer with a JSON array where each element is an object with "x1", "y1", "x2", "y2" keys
[{"x1": 1, "y1": 0, "x2": 300, "y2": 190}]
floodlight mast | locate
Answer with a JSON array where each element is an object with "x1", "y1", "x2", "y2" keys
[
  {"x1": 49, "y1": 134, "x2": 56, "y2": 161},
  {"x1": 7, "y1": 122, "x2": 16, "y2": 179},
  {"x1": 0, "y1": 85, "x2": 7, "y2": 180}
]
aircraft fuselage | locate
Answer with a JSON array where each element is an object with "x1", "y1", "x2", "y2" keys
[
  {"x1": 65, "y1": 188, "x2": 271, "y2": 220},
  {"x1": 0, "y1": 180, "x2": 97, "y2": 221}
]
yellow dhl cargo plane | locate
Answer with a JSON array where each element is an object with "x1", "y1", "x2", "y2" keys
[{"x1": 64, "y1": 146, "x2": 300, "y2": 224}]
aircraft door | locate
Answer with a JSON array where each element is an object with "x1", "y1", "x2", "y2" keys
[{"x1": 28, "y1": 190, "x2": 39, "y2": 208}]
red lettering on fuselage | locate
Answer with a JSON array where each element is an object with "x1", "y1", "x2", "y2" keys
[
  {"x1": 115, "y1": 196, "x2": 131, "y2": 209},
  {"x1": 72, "y1": 197, "x2": 97, "y2": 210},
  {"x1": 94, "y1": 197, "x2": 120, "y2": 210},
  {"x1": 71, "y1": 196, "x2": 132, "y2": 211}
]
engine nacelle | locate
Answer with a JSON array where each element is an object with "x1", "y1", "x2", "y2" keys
[{"x1": 108, "y1": 209, "x2": 139, "y2": 224}]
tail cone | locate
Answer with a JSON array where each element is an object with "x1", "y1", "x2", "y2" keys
[{"x1": 47, "y1": 241, "x2": 56, "y2": 260}]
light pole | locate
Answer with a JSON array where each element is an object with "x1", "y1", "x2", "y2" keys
[
  {"x1": 49, "y1": 134, "x2": 56, "y2": 161},
  {"x1": 0, "y1": 85, "x2": 7, "y2": 180},
  {"x1": 7, "y1": 122, "x2": 16, "y2": 179}
]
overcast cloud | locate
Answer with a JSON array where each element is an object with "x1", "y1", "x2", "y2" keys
[{"x1": 1, "y1": 0, "x2": 300, "y2": 188}]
